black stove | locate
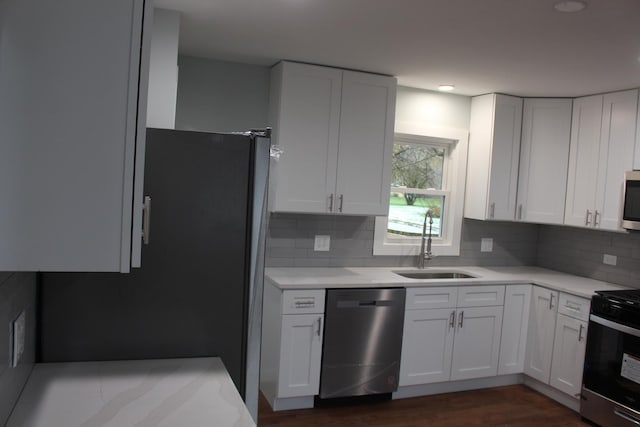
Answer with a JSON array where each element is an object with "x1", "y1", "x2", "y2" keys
[{"x1": 591, "y1": 289, "x2": 640, "y2": 330}]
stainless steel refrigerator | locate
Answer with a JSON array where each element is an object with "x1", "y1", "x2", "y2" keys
[{"x1": 39, "y1": 128, "x2": 271, "y2": 420}]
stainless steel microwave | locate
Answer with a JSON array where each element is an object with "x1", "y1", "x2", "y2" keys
[{"x1": 622, "y1": 170, "x2": 640, "y2": 230}]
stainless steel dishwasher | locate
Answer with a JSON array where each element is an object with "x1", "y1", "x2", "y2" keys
[{"x1": 319, "y1": 288, "x2": 406, "y2": 399}]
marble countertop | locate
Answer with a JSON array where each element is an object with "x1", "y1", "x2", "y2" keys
[
  {"x1": 265, "y1": 266, "x2": 629, "y2": 298},
  {"x1": 6, "y1": 357, "x2": 255, "y2": 427}
]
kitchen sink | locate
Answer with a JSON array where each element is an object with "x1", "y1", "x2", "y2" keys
[{"x1": 392, "y1": 270, "x2": 477, "y2": 280}]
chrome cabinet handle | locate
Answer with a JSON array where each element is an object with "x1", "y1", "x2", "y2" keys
[
  {"x1": 328, "y1": 194, "x2": 334, "y2": 212},
  {"x1": 142, "y1": 196, "x2": 151, "y2": 245},
  {"x1": 517, "y1": 204, "x2": 523, "y2": 220},
  {"x1": 594, "y1": 210, "x2": 600, "y2": 227},
  {"x1": 316, "y1": 317, "x2": 322, "y2": 337},
  {"x1": 449, "y1": 310, "x2": 456, "y2": 328},
  {"x1": 490, "y1": 202, "x2": 495, "y2": 219},
  {"x1": 585, "y1": 209, "x2": 592, "y2": 226},
  {"x1": 578, "y1": 324, "x2": 584, "y2": 341},
  {"x1": 338, "y1": 194, "x2": 344, "y2": 212},
  {"x1": 458, "y1": 311, "x2": 464, "y2": 328},
  {"x1": 549, "y1": 293, "x2": 555, "y2": 310}
]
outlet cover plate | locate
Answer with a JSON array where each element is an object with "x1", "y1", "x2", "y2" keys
[
  {"x1": 481, "y1": 238, "x2": 493, "y2": 252},
  {"x1": 314, "y1": 235, "x2": 330, "y2": 252},
  {"x1": 603, "y1": 254, "x2": 617, "y2": 266}
]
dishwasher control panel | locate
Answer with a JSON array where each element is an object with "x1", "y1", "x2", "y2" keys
[{"x1": 282, "y1": 290, "x2": 326, "y2": 314}]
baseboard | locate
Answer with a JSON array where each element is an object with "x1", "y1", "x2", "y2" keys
[
  {"x1": 392, "y1": 374, "x2": 523, "y2": 399},
  {"x1": 523, "y1": 376, "x2": 580, "y2": 412}
]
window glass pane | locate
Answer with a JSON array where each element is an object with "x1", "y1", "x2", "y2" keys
[
  {"x1": 392, "y1": 143, "x2": 445, "y2": 190},
  {"x1": 387, "y1": 192, "x2": 444, "y2": 238}
]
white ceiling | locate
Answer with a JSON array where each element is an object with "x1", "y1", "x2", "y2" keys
[{"x1": 154, "y1": 0, "x2": 640, "y2": 97}]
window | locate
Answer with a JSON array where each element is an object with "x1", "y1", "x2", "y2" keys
[{"x1": 374, "y1": 128, "x2": 468, "y2": 256}]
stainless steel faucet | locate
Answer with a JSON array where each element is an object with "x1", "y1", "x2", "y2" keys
[{"x1": 417, "y1": 209, "x2": 433, "y2": 269}]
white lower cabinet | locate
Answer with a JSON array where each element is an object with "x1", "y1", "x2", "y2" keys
[
  {"x1": 278, "y1": 314, "x2": 324, "y2": 397},
  {"x1": 260, "y1": 284, "x2": 325, "y2": 409},
  {"x1": 524, "y1": 285, "x2": 590, "y2": 400},
  {"x1": 450, "y1": 306, "x2": 504, "y2": 381},
  {"x1": 399, "y1": 286, "x2": 504, "y2": 386},
  {"x1": 549, "y1": 314, "x2": 587, "y2": 397},
  {"x1": 524, "y1": 286, "x2": 558, "y2": 383},
  {"x1": 400, "y1": 308, "x2": 455, "y2": 385},
  {"x1": 498, "y1": 285, "x2": 532, "y2": 375}
]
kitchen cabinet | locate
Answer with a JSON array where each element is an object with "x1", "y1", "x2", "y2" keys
[
  {"x1": 636, "y1": 95, "x2": 640, "y2": 170},
  {"x1": 399, "y1": 286, "x2": 504, "y2": 386},
  {"x1": 524, "y1": 286, "x2": 558, "y2": 383},
  {"x1": 465, "y1": 94, "x2": 523, "y2": 221},
  {"x1": 498, "y1": 285, "x2": 532, "y2": 375},
  {"x1": 516, "y1": 99, "x2": 572, "y2": 224},
  {"x1": 565, "y1": 90, "x2": 639, "y2": 231},
  {"x1": 260, "y1": 285, "x2": 325, "y2": 409},
  {"x1": 549, "y1": 293, "x2": 590, "y2": 397},
  {"x1": 0, "y1": 0, "x2": 151, "y2": 272},
  {"x1": 269, "y1": 61, "x2": 396, "y2": 215}
]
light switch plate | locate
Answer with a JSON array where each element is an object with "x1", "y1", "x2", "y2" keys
[
  {"x1": 480, "y1": 238, "x2": 493, "y2": 252},
  {"x1": 11, "y1": 310, "x2": 25, "y2": 368},
  {"x1": 603, "y1": 254, "x2": 617, "y2": 266},
  {"x1": 314, "y1": 235, "x2": 330, "y2": 251}
]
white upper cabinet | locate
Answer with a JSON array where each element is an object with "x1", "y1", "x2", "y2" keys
[
  {"x1": 516, "y1": 99, "x2": 572, "y2": 224},
  {"x1": 465, "y1": 94, "x2": 522, "y2": 221},
  {"x1": 269, "y1": 61, "x2": 396, "y2": 215},
  {"x1": 635, "y1": 95, "x2": 640, "y2": 170},
  {"x1": 565, "y1": 90, "x2": 638, "y2": 231},
  {"x1": 0, "y1": 0, "x2": 151, "y2": 272}
]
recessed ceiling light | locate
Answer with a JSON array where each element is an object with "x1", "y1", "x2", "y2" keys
[
  {"x1": 553, "y1": 0, "x2": 588, "y2": 13},
  {"x1": 438, "y1": 85, "x2": 455, "y2": 92}
]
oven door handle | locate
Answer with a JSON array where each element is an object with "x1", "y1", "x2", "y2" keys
[
  {"x1": 614, "y1": 408, "x2": 640, "y2": 426},
  {"x1": 590, "y1": 314, "x2": 640, "y2": 338}
]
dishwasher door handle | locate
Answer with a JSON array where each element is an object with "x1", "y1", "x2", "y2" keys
[{"x1": 337, "y1": 300, "x2": 395, "y2": 308}]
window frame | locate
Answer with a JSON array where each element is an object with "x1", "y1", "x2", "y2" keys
[{"x1": 373, "y1": 126, "x2": 469, "y2": 256}]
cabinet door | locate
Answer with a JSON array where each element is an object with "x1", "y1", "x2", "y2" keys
[
  {"x1": 524, "y1": 286, "x2": 559, "y2": 383},
  {"x1": 595, "y1": 89, "x2": 638, "y2": 230},
  {"x1": 277, "y1": 314, "x2": 324, "y2": 398},
  {"x1": 450, "y1": 306, "x2": 504, "y2": 381},
  {"x1": 0, "y1": 0, "x2": 149, "y2": 272},
  {"x1": 498, "y1": 284, "x2": 532, "y2": 375},
  {"x1": 564, "y1": 95, "x2": 603, "y2": 228},
  {"x1": 269, "y1": 62, "x2": 342, "y2": 213},
  {"x1": 550, "y1": 314, "x2": 587, "y2": 397},
  {"x1": 517, "y1": 99, "x2": 572, "y2": 224},
  {"x1": 335, "y1": 71, "x2": 396, "y2": 215},
  {"x1": 465, "y1": 94, "x2": 522, "y2": 221},
  {"x1": 399, "y1": 308, "x2": 455, "y2": 386}
]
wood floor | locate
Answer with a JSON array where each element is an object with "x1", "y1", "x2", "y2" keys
[{"x1": 258, "y1": 385, "x2": 594, "y2": 427}]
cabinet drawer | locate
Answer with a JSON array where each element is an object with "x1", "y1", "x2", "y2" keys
[
  {"x1": 557, "y1": 293, "x2": 590, "y2": 322},
  {"x1": 282, "y1": 290, "x2": 326, "y2": 314},
  {"x1": 406, "y1": 287, "x2": 458, "y2": 310},
  {"x1": 457, "y1": 285, "x2": 505, "y2": 307}
]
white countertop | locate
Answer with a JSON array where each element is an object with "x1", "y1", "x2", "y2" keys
[
  {"x1": 265, "y1": 266, "x2": 629, "y2": 298},
  {"x1": 6, "y1": 357, "x2": 255, "y2": 427}
]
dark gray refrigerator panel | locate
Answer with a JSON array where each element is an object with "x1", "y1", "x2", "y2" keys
[{"x1": 39, "y1": 128, "x2": 270, "y2": 420}]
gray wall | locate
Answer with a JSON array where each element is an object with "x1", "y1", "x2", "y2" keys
[
  {"x1": 0, "y1": 272, "x2": 36, "y2": 425},
  {"x1": 267, "y1": 215, "x2": 539, "y2": 268},
  {"x1": 174, "y1": 56, "x2": 270, "y2": 133},
  {"x1": 537, "y1": 225, "x2": 640, "y2": 288}
]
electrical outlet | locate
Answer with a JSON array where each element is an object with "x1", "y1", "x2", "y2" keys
[
  {"x1": 480, "y1": 238, "x2": 493, "y2": 252},
  {"x1": 10, "y1": 310, "x2": 26, "y2": 368},
  {"x1": 603, "y1": 254, "x2": 617, "y2": 266},
  {"x1": 314, "y1": 235, "x2": 330, "y2": 251}
]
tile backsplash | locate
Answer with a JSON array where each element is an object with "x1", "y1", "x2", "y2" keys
[
  {"x1": 537, "y1": 225, "x2": 640, "y2": 288},
  {"x1": 266, "y1": 214, "x2": 538, "y2": 268},
  {"x1": 267, "y1": 213, "x2": 640, "y2": 288}
]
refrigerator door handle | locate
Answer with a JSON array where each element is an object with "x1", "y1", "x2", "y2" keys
[{"x1": 142, "y1": 195, "x2": 151, "y2": 245}]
